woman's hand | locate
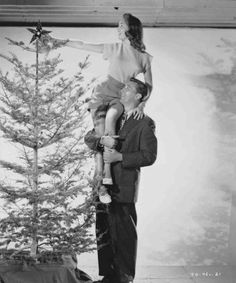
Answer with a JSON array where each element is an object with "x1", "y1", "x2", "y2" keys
[
  {"x1": 132, "y1": 102, "x2": 145, "y2": 120},
  {"x1": 40, "y1": 34, "x2": 69, "y2": 50}
]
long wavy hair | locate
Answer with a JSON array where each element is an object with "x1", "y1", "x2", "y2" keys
[{"x1": 123, "y1": 13, "x2": 146, "y2": 53}]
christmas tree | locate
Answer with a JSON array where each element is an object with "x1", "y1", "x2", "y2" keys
[{"x1": 0, "y1": 23, "x2": 95, "y2": 260}]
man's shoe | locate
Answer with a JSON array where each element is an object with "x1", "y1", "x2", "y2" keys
[
  {"x1": 93, "y1": 276, "x2": 112, "y2": 283},
  {"x1": 120, "y1": 274, "x2": 134, "y2": 283}
]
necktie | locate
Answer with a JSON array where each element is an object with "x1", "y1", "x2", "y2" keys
[{"x1": 119, "y1": 112, "x2": 127, "y2": 130}]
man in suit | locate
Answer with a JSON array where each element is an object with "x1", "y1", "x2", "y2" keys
[{"x1": 84, "y1": 77, "x2": 157, "y2": 283}]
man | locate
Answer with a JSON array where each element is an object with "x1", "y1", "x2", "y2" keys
[{"x1": 85, "y1": 78, "x2": 157, "y2": 283}]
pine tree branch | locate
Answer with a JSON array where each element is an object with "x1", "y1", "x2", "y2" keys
[
  {"x1": 0, "y1": 77, "x2": 18, "y2": 107},
  {"x1": 37, "y1": 241, "x2": 52, "y2": 248},
  {"x1": 0, "y1": 184, "x2": 17, "y2": 195},
  {"x1": 0, "y1": 54, "x2": 33, "y2": 96},
  {"x1": 0, "y1": 74, "x2": 13, "y2": 105},
  {"x1": 39, "y1": 123, "x2": 66, "y2": 149},
  {"x1": 14, "y1": 65, "x2": 32, "y2": 98},
  {"x1": 0, "y1": 207, "x2": 30, "y2": 232},
  {"x1": 0, "y1": 72, "x2": 33, "y2": 118},
  {"x1": 37, "y1": 105, "x2": 76, "y2": 148},
  {"x1": 0, "y1": 52, "x2": 63, "y2": 84},
  {"x1": 21, "y1": 147, "x2": 35, "y2": 192},
  {"x1": 0, "y1": 124, "x2": 36, "y2": 148},
  {"x1": 6, "y1": 37, "x2": 36, "y2": 52},
  {"x1": 39, "y1": 138, "x2": 81, "y2": 175},
  {"x1": 0, "y1": 106, "x2": 32, "y2": 126},
  {"x1": 5, "y1": 37, "x2": 54, "y2": 55},
  {"x1": 0, "y1": 160, "x2": 29, "y2": 176},
  {"x1": 32, "y1": 95, "x2": 86, "y2": 149},
  {"x1": 36, "y1": 55, "x2": 64, "y2": 81},
  {"x1": 35, "y1": 92, "x2": 78, "y2": 145},
  {"x1": 55, "y1": 79, "x2": 74, "y2": 99},
  {"x1": 0, "y1": 53, "x2": 35, "y2": 80},
  {"x1": 0, "y1": 185, "x2": 35, "y2": 202},
  {"x1": 0, "y1": 106, "x2": 11, "y2": 116},
  {"x1": 21, "y1": 146, "x2": 33, "y2": 167},
  {"x1": 58, "y1": 160, "x2": 87, "y2": 196}
]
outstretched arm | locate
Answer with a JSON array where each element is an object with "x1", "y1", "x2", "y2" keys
[
  {"x1": 65, "y1": 40, "x2": 104, "y2": 53},
  {"x1": 41, "y1": 34, "x2": 104, "y2": 53}
]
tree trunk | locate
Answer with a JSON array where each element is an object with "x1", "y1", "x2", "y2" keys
[
  {"x1": 30, "y1": 39, "x2": 39, "y2": 258},
  {"x1": 229, "y1": 190, "x2": 236, "y2": 265}
]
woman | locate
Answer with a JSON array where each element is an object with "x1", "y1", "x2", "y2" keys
[{"x1": 43, "y1": 13, "x2": 153, "y2": 203}]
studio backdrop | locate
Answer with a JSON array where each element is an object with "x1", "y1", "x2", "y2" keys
[{"x1": 0, "y1": 26, "x2": 235, "y2": 266}]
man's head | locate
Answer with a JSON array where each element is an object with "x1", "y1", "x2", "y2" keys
[{"x1": 120, "y1": 78, "x2": 148, "y2": 110}]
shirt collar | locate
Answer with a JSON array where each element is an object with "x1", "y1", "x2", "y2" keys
[{"x1": 124, "y1": 109, "x2": 133, "y2": 119}]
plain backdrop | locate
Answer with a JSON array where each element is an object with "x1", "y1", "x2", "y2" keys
[{"x1": 0, "y1": 26, "x2": 236, "y2": 267}]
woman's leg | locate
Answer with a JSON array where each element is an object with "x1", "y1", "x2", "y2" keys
[
  {"x1": 90, "y1": 108, "x2": 106, "y2": 182},
  {"x1": 103, "y1": 101, "x2": 124, "y2": 184},
  {"x1": 90, "y1": 106, "x2": 113, "y2": 204}
]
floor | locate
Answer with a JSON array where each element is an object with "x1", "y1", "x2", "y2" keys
[{"x1": 81, "y1": 265, "x2": 236, "y2": 283}]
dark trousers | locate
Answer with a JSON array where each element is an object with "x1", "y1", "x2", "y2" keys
[{"x1": 96, "y1": 201, "x2": 137, "y2": 281}]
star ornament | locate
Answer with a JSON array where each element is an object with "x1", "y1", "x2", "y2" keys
[{"x1": 28, "y1": 21, "x2": 51, "y2": 44}]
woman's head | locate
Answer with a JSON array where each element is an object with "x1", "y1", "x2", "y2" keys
[{"x1": 118, "y1": 13, "x2": 146, "y2": 52}]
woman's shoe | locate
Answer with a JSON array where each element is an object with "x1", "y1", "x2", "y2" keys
[
  {"x1": 93, "y1": 274, "x2": 118, "y2": 283},
  {"x1": 99, "y1": 185, "x2": 111, "y2": 204}
]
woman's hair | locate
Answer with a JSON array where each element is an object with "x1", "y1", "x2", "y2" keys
[{"x1": 123, "y1": 13, "x2": 146, "y2": 53}]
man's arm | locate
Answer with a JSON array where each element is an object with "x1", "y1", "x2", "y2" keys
[
  {"x1": 104, "y1": 121, "x2": 157, "y2": 168},
  {"x1": 84, "y1": 130, "x2": 118, "y2": 151}
]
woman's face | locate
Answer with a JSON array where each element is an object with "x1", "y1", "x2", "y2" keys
[{"x1": 117, "y1": 17, "x2": 129, "y2": 41}]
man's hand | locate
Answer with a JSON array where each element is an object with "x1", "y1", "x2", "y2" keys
[
  {"x1": 103, "y1": 148, "x2": 122, "y2": 163},
  {"x1": 100, "y1": 135, "x2": 119, "y2": 149}
]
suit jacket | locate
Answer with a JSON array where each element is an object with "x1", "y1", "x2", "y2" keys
[{"x1": 84, "y1": 114, "x2": 157, "y2": 203}]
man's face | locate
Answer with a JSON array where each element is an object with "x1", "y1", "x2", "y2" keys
[{"x1": 120, "y1": 82, "x2": 138, "y2": 106}]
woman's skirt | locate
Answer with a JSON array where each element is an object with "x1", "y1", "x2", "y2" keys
[{"x1": 88, "y1": 75, "x2": 125, "y2": 110}]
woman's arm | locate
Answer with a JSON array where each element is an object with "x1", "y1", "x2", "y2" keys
[
  {"x1": 143, "y1": 66, "x2": 153, "y2": 102},
  {"x1": 42, "y1": 35, "x2": 104, "y2": 53},
  {"x1": 65, "y1": 40, "x2": 104, "y2": 53},
  {"x1": 137, "y1": 66, "x2": 153, "y2": 111},
  {"x1": 132, "y1": 66, "x2": 153, "y2": 119}
]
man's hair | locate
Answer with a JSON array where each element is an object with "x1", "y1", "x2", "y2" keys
[{"x1": 130, "y1": 77, "x2": 148, "y2": 102}]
